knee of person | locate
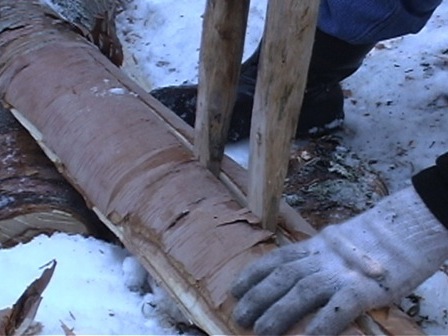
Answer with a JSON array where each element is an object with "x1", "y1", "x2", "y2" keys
[{"x1": 403, "y1": 0, "x2": 442, "y2": 16}]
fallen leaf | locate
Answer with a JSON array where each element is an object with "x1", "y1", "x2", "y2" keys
[
  {"x1": 0, "y1": 260, "x2": 57, "y2": 336},
  {"x1": 60, "y1": 320, "x2": 76, "y2": 336}
]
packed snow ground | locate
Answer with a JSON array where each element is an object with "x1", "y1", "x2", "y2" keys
[{"x1": 1, "y1": 0, "x2": 448, "y2": 334}]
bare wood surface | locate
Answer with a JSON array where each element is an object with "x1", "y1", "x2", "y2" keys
[
  {"x1": 194, "y1": 0, "x2": 250, "y2": 175},
  {"x1": 0, "y1": 1, "x2": 423, "y2": 335},
  {"x1": 0, "y1": 105, "x2": 111, "y2": 248},
  {"x1": 356, "y1": 308, "x2": 425, "y2": 335},
  {"x1": 247, "y1": 0, "x2": 319, "y2": 231}
]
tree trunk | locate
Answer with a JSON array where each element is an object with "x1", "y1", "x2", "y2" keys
[
  {"x1": 0, "y1": 104, "x2": 113, "y2": 247},
  {"x1": 0, "y1": 1, "x2": 424, "y2": 335}
]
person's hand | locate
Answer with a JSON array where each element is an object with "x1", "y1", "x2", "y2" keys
[{"x1": 231, "y1": 187, "x2": 448, "y2": 335}]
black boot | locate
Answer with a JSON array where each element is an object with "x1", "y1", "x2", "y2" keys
[
  {"x1": 297, "y1": 29, "x2": 375, "y2": 136},
  {"x1": 151, "y1": 29, "x2": 375, "y2": 141}
]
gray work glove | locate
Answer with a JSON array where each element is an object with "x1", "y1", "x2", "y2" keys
[{"x1": 231, "y1": 187, "x2": 448, "y2": 335}]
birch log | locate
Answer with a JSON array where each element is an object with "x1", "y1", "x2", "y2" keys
[
  {"x1": 0, "y1": 1, "x2": 423, "y2": 335},
  {"x1": 0, "y1": 2, "x2": 273, "y2": 334},
  {"x1": 0, "y1": 105, "x2": 112, "y2": 248}
]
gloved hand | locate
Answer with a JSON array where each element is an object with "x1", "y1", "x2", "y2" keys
[{"x1": 231, "y1": 187, "x2": 448, "y2": 335}]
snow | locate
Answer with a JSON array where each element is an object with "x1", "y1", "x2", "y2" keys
[
  {"x1": 0, "y1": 234, "x2": 179, "y2": 335},
  {"x1": 118, "y1": 0, "x2": 267, "y2": 90},
  {"x1": 1, "y1": 0, "x2": 448, "y2": 334},
  {"x1": 341, "y1": 6, "x2": 448, "y2": 193}
]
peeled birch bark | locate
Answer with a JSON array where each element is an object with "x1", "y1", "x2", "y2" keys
[{"x1": 0, "y1": 1, "x2": 423, "y2": 335}]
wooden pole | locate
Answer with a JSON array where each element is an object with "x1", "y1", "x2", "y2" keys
[
  {"x1": 248, "y1": 0, "x2": 319, "y2": 231},
  {"x1": 194, "y1": 0, "x2": 250, "y2": 176}
]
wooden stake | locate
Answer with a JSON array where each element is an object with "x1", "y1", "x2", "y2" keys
[
  {"x1": 248, "y1": 0, "x2": 319, "y2": 231},
  {"x1": 194, "y1": 0, "x2": 250, "y2": 176}
]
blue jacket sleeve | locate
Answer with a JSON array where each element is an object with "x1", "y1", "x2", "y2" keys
[{"x1": 318, "y1": 0, "x2": 442, "y2": 44}]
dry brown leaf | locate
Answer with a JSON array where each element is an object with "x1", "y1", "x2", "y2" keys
[
  {"x1": 0, "y1": 260, "x2": 57, "y2": 336},
  {"x1": 60, "y1": 320, "x2": 76, "y2": 336}
]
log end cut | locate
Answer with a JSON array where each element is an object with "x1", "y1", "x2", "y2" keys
[{"x1": 0, "y1": 105, "x2": 113, "y2": 247}]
